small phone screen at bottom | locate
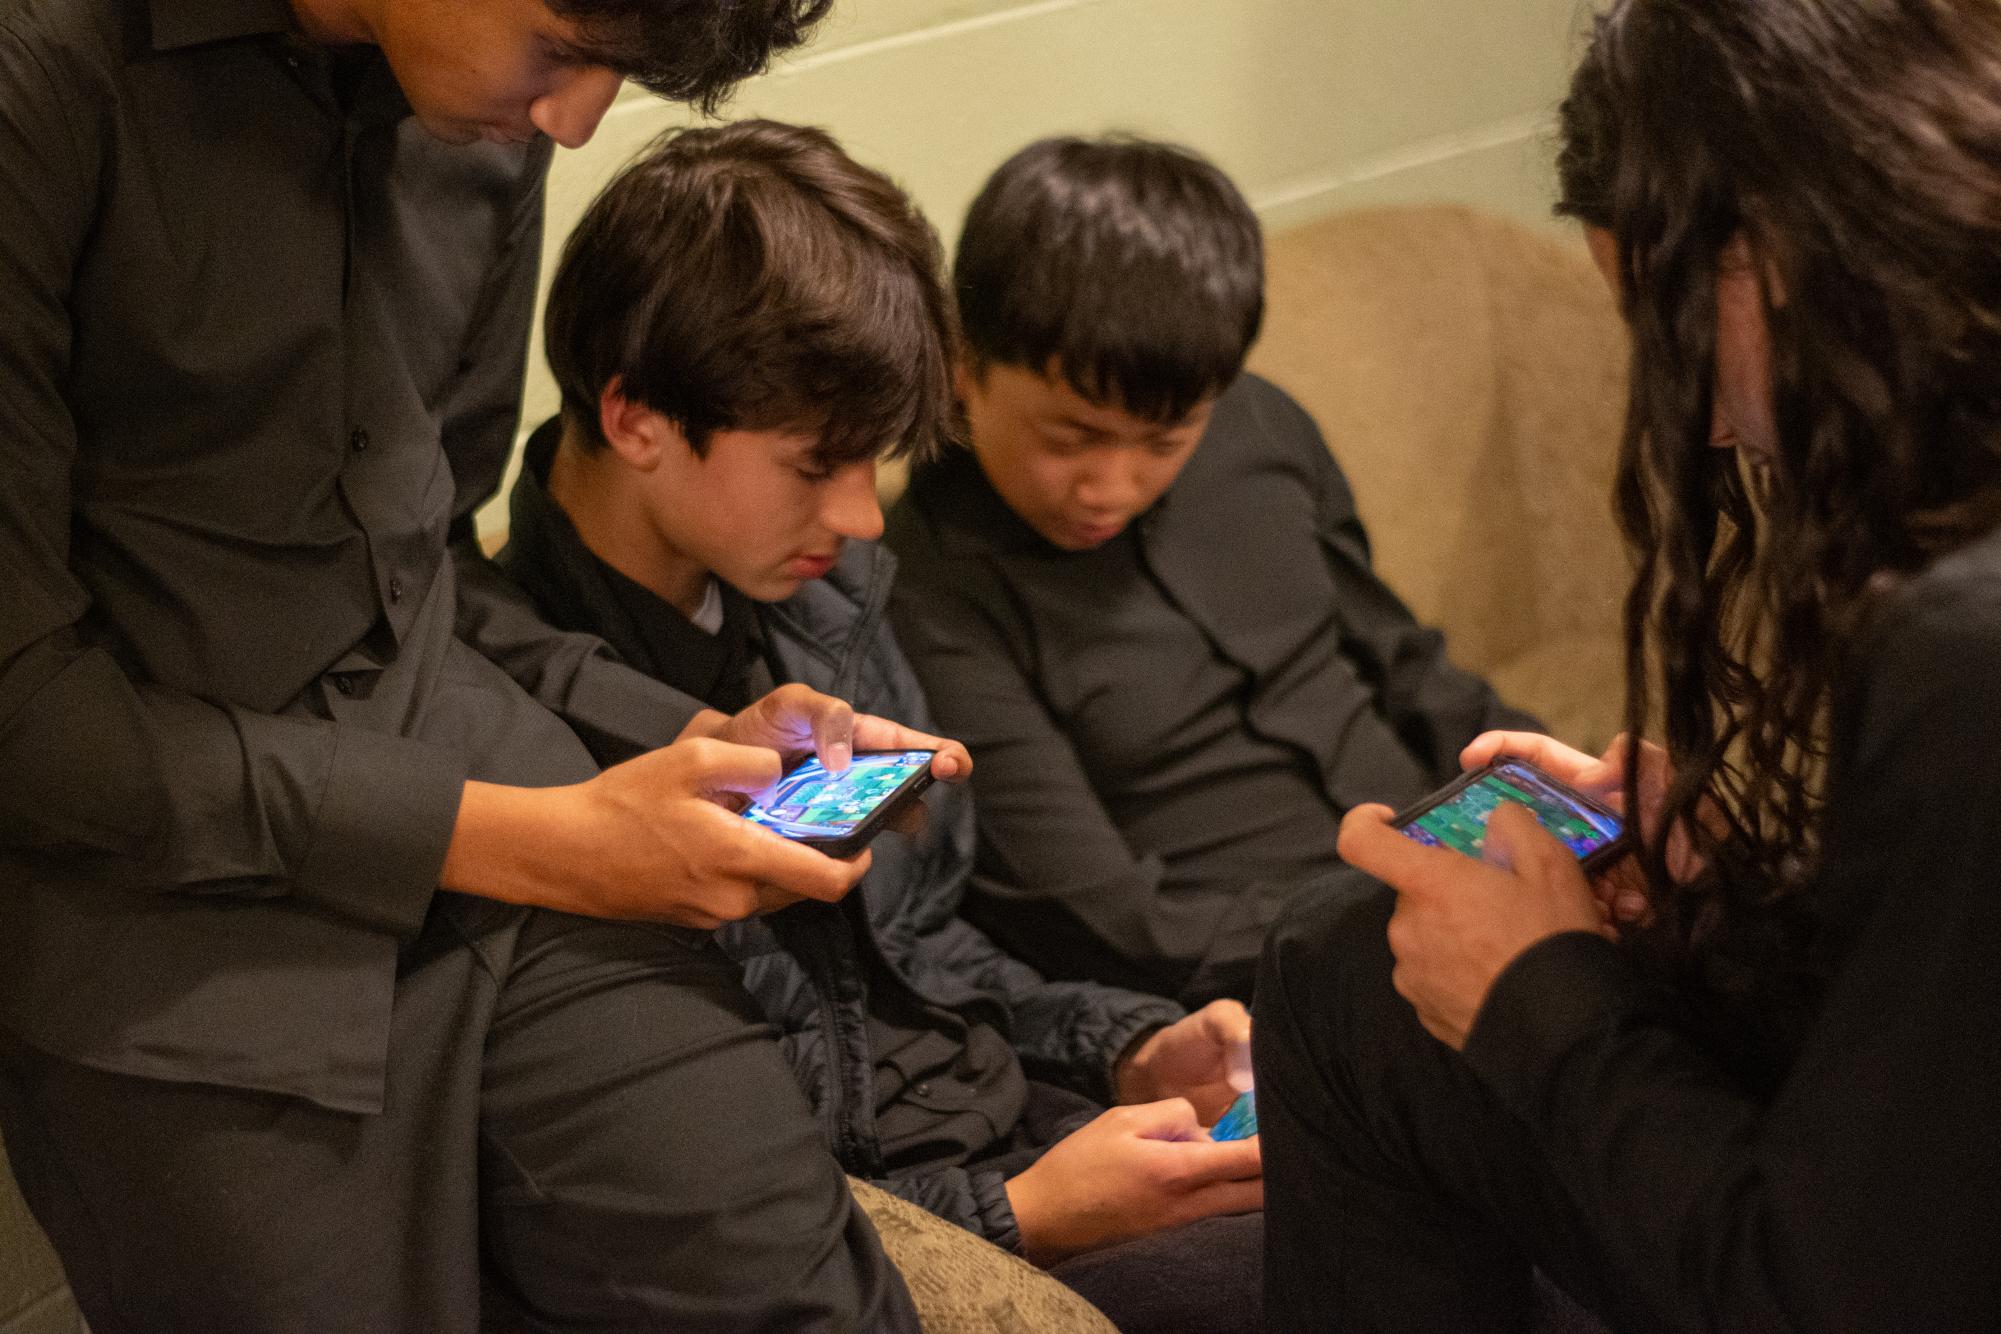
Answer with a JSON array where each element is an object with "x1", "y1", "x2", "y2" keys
[
  {"x1": 1400, "y1": 762, "x2": 1622, "y2": 862},
  {"x1": 742, "y1": 750, "x2": 934, "y2": 839}
]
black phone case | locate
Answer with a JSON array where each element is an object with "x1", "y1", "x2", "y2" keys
[
  {"x1": 1388, "y1": 758, "x2": 1628, "y2": 872},
  {"x1": 786, "y1": 756, "x2": 936, "y2": 858}
]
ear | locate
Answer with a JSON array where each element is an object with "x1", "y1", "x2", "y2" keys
[{"x1": 597, "y1": 377, "x2": 687, "y2": 470}]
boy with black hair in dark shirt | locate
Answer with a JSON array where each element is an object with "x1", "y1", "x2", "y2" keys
[
  {"x1": 883, "y1": 135, "x2": 1540, "y2": 1006},
  {"x1": 500, "y1": 118, "x2": 1269, "y2": 1333}
]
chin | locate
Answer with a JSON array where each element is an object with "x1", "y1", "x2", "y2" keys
[{"x1": 411, "y1": 114, "x2": 482, "y2": 146}]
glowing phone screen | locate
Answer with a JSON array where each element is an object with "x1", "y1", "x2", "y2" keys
[
  {"x1": 1398, "y1": 762, "x2": 1623, "y2": 862},
  {"x1": 742, "y1": 750, "x2": 934, "y2": 839}
]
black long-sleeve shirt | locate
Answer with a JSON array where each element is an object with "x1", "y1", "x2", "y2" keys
[
  {"x1": 1463, "y1": 528, "x2": 2001, "y2": 1330},
  {"x1": 885, "y1": 373, "x2": 1538, "y2": 1003},
  {"x1": 0, "y1": 0, "x2": 704, "y2": 1113}
]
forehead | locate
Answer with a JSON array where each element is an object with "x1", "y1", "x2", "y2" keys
[
  {"x1": 397, "y1": 0, "x2": 568, "y2": 39},
  {"x1": 706, "y1": 422, "x2": 826, "y2": 457},
  {"x1": 988, "y1": 361, "x2": 1203, "y2": 435}
]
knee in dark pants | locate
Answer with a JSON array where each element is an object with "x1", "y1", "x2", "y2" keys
[
  {"x1": 1049, "y1": 1213, "x2": 1264, "y2": 1334},
  {"x1": 1259, "y1": 879, "x2": 1401, "y2": 1054}
]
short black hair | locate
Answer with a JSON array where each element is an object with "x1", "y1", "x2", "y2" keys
[
  {"x1": 546, "y1": 0, "x2": 832, "y2": 113},
  {"x1": 955, "y1": 135, "x2": 1264, "y2": 423},
  {"x1": 544, "y1": 119, "x2": 957, "y2": 469}
]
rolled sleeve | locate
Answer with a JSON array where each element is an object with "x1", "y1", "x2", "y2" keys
[{"x1": 292, "y1": 722, "x2": 466, "y2": 937}]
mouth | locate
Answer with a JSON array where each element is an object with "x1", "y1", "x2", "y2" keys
[
  {"x1": 1061, "y1": 517, "x2": 1128, "y2": 548},
  {"x1": 786, "y1": 552, "x2": 839, "y2": 580}
]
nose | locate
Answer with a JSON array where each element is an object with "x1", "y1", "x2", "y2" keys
[
  {"x1": 1074, "y1": 449, "x2": 1148, "y2": 515},
  {"x1": 824, "y1": 463, "x2": 885, "y2": 542},
  {"x1": 528, "y1": 67, "x2": 622, "y2": 149}
]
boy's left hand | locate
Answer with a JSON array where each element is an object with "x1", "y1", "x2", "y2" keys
[
  {"x1": 1338, "y1": 801, "x2": 1609, "y2": 1050},
  {"x1": 1115, "y1": 1000, "x2": 1253, "y2": 1122}
]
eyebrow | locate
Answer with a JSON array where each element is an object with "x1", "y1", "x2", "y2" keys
[
  {"x1": 547, "y1": 32, "x2": 628, "y2": 70},
  {"x1": 1045, "y1": 414, "x2": 1111, "y2": 436}
]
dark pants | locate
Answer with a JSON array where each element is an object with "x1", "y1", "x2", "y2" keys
[
  {"x1": 1253, "y1": 885, "x2": 1662, "y2": 1334},
  {"x1": 0, "y1": 899, "x2": 915, "y2": 1334},
  {"x1": 1051, "y1": 1213, "x2": 1264, "y2": 1334}
]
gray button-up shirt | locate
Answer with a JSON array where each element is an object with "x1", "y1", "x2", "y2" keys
[{"x1": 0, "y1": 0, "x2": 703, "y2": 1112}]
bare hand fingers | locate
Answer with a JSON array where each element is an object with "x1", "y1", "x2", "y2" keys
[
  {"x1": 1480, "y1": 801, "x2": 1570, "y2": 877},
  {"x1": 804, "y1": 693, "x2": 857, "y2": 774},
  {"x1": 1116, "y1": 1097, "x2": 1206, "y2": 1141},
  {"x1": 652, "y1": 737, "x2": 786, "y2": 800},
  {"x1": 1458, "y1": 731, "x2": 1600, "y2": 783},
  {"x1": 1169, "y1": 1136, "x2": 1264, "y2": 1184},
  {"x1": 1589, "y1": 855, "x2": 1652, "y2": 924},
  {"x1": 1180, "y1": 1177, "x2": 1265, "y2": 1220},
  {"x1": 1193, "y1": 1000, "x2": 1254, "y2": 1089},
  {"x1": 848, "y1": 715, "x2": 973, "y2": 782},
  {"x1": 1337, "y1": 804, "x2": 1470, "y2": 897},
  {"x1": 731, "y1": 828, "x2": 872, "y2": 905}
]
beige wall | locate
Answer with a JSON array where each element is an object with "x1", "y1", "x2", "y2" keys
[{"x1": 480, "y1": 0, "x2": 1589, "y2": 536}]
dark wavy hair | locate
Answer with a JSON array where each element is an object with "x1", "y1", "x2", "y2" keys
[
  {"x1": 1559, "y1": 0, "x2": 2001, "y2": 1002},
  {"x1": 547, "y1": 0, "x2": 832, "y2": 113},
  {"x1": 545, "y1": 120, "x2": 956, "y2": 469}
]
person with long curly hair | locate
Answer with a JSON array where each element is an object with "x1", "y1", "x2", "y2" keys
[{"x1": 1253, "y1": 2, "x2": 2001, "y2": 1329}]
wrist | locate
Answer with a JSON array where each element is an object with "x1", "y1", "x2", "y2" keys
[
  {"x1": 1002, "y1": 1164, "x2": 1060, "y2": 1267},
  {"x1": 439, "y1": 779, "x2": 592, "y2": 909}
]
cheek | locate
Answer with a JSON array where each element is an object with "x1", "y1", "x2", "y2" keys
[
  {"x1": 401, "y1": 32, "x2": 537, "y2": 116},
  {"x1": 1136, "y1": 449, "x2": 1195, "y2": 502},
  {"x1": 1036, "y1": 458, "x2": 1094, "y2": 506}
]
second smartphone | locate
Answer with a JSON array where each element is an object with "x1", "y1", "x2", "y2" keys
[{"x1": 1390, "y1": 758, "x2": 1626, "y2": 871}]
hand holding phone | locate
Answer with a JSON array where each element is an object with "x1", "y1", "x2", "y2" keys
[
  {"x1": 1390, "y1": 759, "x2": 1625, "y2": 872},
  {"x1": 1209, "y1": 1089, "x2": 1258, "y2": 1142},
  {"x1": 741, "y1": 748, "x2": 937, "y2": 857}
]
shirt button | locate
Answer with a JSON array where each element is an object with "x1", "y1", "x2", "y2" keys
[
  {"x1": 388, "y1": 577, "x2": 404, "y2": 603},
  {"x1": 284, "y1": 54, "x2": 301, "y2": 70},
  {"x1": 333, "y1": 675, "x2": 355, "y2": 697},
  {"x1": 350, "y1": 427, "x2": 369, "y2": 453},
  {"x1": 914, "y1": 1082, "x2": 932, "y2": 1098}
]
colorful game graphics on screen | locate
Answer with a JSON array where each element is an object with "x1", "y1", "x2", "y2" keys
[
  {"x1": 1210, "y1": 1089, "x2": 1258, "y2": 1142},
  {"x1": 742, "y1": 749, "x2": 935, "y2": 838},
  {"x1": 1399, "y1": 762, "x2": 1622, "y2": 862}
]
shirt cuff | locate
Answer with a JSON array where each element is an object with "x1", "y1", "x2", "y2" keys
[
  {"x1": 292, "y1": 722, "x2": 467, "y2": 937},
  {"x1": 1460, "y1": 930, "x2": 1641, "y2": 1118},
  {"x1": 970, "y1": 1168, "x2": 1024, "y2": 1254}
]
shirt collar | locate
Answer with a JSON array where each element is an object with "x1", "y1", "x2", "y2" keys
[{"x1": 151, "y1": 0, "x2": 299, "y2": 51}]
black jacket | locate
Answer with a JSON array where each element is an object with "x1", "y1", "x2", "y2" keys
[
  {"x1": 1446, "y1": 526, "x2": 2001, "y2": 1330},
  {"x1": 498, "y1": 437, "x2": 1183, "y2": 1249},
  {"x1": 886, "y1": 374, "x2": 1539, "y2": 1004}
]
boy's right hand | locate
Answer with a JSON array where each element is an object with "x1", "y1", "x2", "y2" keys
[
  {"x1": 1458, "y1": 730, "x2": 1701, "y2": 924},
  {"x1": 443, "y1": 736, "x2": 870, "y2": 929},
  {"x1": 1004, "y1": 1099, "x2": 1263, "y2": 1266}
]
